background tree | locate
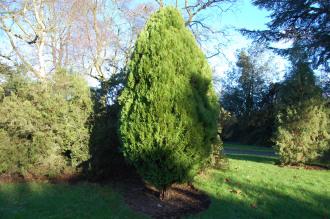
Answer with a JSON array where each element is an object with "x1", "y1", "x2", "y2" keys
[
  {"x1": 241, "y1": 0, "x2": 330, "y2": 70},
  {"x1": 0, "y1": 0, "x2": 154, "y2": 82},
  {"x1": 221, "y1": 46, "x2": 279, "y2": 144},
  {"x1": 119, "y1": 7, "x2": 218, "y2": 198},
  {"x1": 274, "y1": 51, "x2": 329, "y2": 165}
]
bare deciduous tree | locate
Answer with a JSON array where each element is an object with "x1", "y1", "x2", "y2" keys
[
  {"x1": 0, "y1": 0, "x2": 53, "y2": 79},
  {"x1": 0, "y1": 0, "x2": 236, "y2": 85}
]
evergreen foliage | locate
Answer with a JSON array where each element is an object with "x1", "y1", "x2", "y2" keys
[
  {"x1": 119, "y1": 7, "x2": 219, "y2": 190},
  {"x1": 88, "y1": 89, "x2": 122, "y2": 178},
  {"x1": 87, "y1": 71, "x2": 127, "y2": 178},
  {"x1": 242, "y1": 0, "x2": 330, "y2": 70},
  {"x1": 274, "y1": 60, "x2": 330, "y2": 165},
  {"x1": 0, "y1": 69, "x2": 92, "y2": 176}
]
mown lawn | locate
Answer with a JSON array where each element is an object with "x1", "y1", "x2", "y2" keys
[
  {"x1": 0, "y1": 182, "x2": 145, "y2": 219},
  {"x1": 1, "y1": 155, "x2": 329, "y2": 219},
  {"x1": 191, "y1": 155, "x2": 330, "y2": 219}
]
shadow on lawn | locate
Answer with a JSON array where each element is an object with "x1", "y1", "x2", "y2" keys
[
  {"x1": 0, "y1": 180, "x2": 144, "y2": 219},
  {"x1": 191, "y1": 172, "x2": 330, "y2": 219}
]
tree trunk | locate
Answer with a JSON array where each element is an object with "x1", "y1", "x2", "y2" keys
[{"x1": 160, "y1": 187, "x2": 168, "y2": 200}]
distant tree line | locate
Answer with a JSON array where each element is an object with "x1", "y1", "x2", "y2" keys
[{"x1": 220, "y1": 45, "x2": 330, "y2": 164}]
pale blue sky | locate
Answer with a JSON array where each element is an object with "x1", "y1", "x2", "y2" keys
[
  {"x1": 191, "y1": 0, "x2": 289, "y2": 83},
  {"x1": 219, "y1": 0, "x2": 270, "y2": 30}
]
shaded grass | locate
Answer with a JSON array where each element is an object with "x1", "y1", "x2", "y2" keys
[
  {"x1": 190, "y1": 158, "x2": 330, "y2": 219},
  {"x1": 224, "y1": 142, "x2": 273, "y2": 152},
  {"x1": 227, "y1": 154, "x2": 278, "y2": 164},
  {"x1": 0, "y1": 182, "x2": 146, "y2": 219}
]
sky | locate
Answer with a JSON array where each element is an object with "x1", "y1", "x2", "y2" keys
[
  {"x1": 199, "y1": 0, "x2": 289, "y2": 83},
  {"x1": 215, "y1": 0, "x2": 270, "y2": 30}
]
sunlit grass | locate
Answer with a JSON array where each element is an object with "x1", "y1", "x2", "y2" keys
[{"x1": 190, "y1": 157, "x2": 330, "y2": 219}]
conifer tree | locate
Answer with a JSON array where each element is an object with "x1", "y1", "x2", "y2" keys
[
  {"x1": 274, "y1": 57, "x2": 329, "y2": 165},
  {"x1": 119, "y1": 7, "x2": 218, "y2": 197}
]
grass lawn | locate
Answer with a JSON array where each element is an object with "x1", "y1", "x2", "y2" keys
[
  {"x1": 0, "y1": 182, "x2": 145, "y2": 219},
  {"x1": 1, "y1": 155, "x2": 329, "y2": 219},
  {"x1": 191, "y1": 155, "x2": 330, "y2": 219}
]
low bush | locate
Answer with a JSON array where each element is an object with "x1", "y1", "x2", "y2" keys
[{"x1": 0, "y1": 69, "x2": 92, "y2": 176}]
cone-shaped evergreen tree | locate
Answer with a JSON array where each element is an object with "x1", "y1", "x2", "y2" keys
[
  {"x1": 274, "y1": 59, "x2": 329, "y2": 165},
  {"x1": 119, "y1": 7, "x2": 218, "y2": 192}
]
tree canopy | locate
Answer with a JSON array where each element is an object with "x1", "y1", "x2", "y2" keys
[{"x1": 242, "y1": 0, "x2": 330, "y2": 70}]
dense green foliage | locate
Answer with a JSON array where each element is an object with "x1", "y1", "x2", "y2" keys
[
  {"x1": 85, "y1": 71, "x2": 127, "y2": 178},
  {"x1": 0, "y1": 68, "x2": 92, "y2": 176},
  {"x1": 119, "y1": 7, "x2": 219, "y2": 190},
  {"x1": 274, "y1": 61, "x2": 330, "y2": 165}
]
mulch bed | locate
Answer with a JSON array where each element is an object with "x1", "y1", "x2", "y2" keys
[
  {"x1": 101, "y1": 165, "x2": 211, "y2": 219},
  {"x1": 122, "y1": 182, "x2": 210, "y2": 219}
]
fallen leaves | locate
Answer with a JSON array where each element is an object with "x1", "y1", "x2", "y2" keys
[{"x1": 229, "y1": 189, "x2": 242, "y2": 195}]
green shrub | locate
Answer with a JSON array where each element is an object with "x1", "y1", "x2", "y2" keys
[
  {"x1": 319, "y1": 102, "x2": 330, "y2": 163},
  {"x1": 0, "y1": 69, "x2": 92, "y2": 176},
  {"x1": 274, "y1": 61, "x2": 329, "y2": 165},
  {"x1": 119, "y1": 7, "x2": 219, "y2": 192}
]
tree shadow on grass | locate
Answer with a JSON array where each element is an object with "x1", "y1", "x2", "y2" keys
[{"x1": 0, "y1": 181, "x2": 145, "y2": 219}]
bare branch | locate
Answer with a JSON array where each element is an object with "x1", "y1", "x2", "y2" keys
[{"x1": 155, "y1": 0, "x2": 163, "y2": 8}]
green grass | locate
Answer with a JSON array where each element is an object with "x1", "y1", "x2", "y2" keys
[
  {"x1": 227, "y1": 154, "x2": 278, "y2": 164},
  {"x1": 0, "y1": 182, "x2": 145, "y2": 219},
  {"x1": 190, "y1": 156, "x2": 330, "y2": 219},
  {"x1": 1, "y1": 154, "x2": 329, "y2": 219},
  {"x1": 224, "y1": 142, "x2": 330, "y2": 168}
]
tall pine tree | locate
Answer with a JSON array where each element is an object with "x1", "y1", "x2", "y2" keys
[{"x1": 119, "y1": 7, "x2": 218, "y2": 197}]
